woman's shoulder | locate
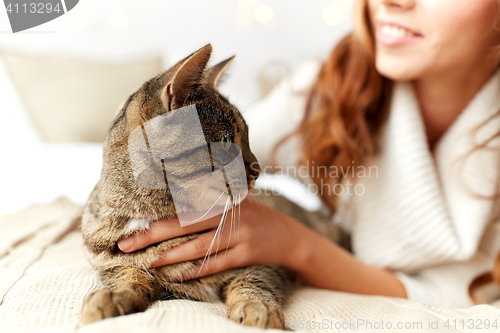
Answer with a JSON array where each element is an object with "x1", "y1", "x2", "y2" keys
[{"x1": 244, "y1": 59, "x2": 323, "y2": 168}]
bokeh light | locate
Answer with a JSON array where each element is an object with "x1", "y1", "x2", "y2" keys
[
  {"x1": 254, "y1": 4, "x2": 273, "y2": 25},
  {"x1": 322, "y1": 5, "x2": 343, "y2": 27},
  {"x1": 237, "y1": 0, "x2": 261, "y2": 10}
]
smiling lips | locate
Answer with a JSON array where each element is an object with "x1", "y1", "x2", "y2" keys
[{"x1": 376, "y1": 21, "x2": 423, "y2": 46}]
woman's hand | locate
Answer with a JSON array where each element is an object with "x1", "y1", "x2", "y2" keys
[
  {"x1": 117, "y1": 196, "x2": 314, "y2": 280},
  {"x1": 117, "y1": 195, "x2": 407, "y2": 298}
]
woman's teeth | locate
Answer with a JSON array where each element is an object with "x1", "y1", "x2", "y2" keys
[{"x1": 381, "y1": 24, "x2": 416, "y2": 38}]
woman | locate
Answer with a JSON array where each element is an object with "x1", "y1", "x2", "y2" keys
[{"x1": 117, "y1": 0, "x2": 500, "y2": 307}]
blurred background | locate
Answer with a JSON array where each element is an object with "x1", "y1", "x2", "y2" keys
[{"x1": 0, "y1": 0, "x2": 354, "y2": 216}]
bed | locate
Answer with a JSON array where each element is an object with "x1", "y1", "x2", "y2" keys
[
  {"x1": 2, "y1": 198, "x2": 500, "y2": 333},
  {"x1": 2, "y1": 52, "x2": 500, "y2": 333}
]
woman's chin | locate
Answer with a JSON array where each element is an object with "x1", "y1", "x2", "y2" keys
[
  {"x1": 378, "y1": 69, "x2": 417, "y2": 82},
  {"x1": 375, "y1": 60, "x2": 421, "y2": 82}
]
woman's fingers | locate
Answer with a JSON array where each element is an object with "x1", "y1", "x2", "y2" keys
[
  {"x1": 118, "y1": 219, "x2": 175, "y2": 252},
  {"x1": 174, "y1": 249, "x2": 240, "y2": 281},
  {"x1": 118, "y1": 211, "x2": 233, "y2": 252},
  {"x1": 150, "y1": 221, "x2": 239, "y2": 268}
]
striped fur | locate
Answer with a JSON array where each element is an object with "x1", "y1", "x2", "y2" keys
[{"x1": 80, "y1": 45, "x2": 347, "y2": 329}]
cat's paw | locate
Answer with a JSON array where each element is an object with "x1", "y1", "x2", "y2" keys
[
  {"x1": 81, "y1": 289, "x2": 146, "y2": 324},
  {"x1": 228, "y1": 299, "x2": 285, "y2": 329}
]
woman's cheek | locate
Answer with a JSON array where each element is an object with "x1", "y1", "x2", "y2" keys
[
  {"x1": 438, "y1": 0, "x2": 500, "y2": 47},
  {"x1": 423, "y1": 0, "x2": 499, "y2": 62},
  {"x1": 426, "y1": 16, "x2": 494, "y2": 73}
]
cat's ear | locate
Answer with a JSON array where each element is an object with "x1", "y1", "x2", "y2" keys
[
  {"x1": 205, "y1": 56, "x2": 235, "y2": 90},
  {"x1": 161, "y1": 44, "x2": 213, "y2": 110}
]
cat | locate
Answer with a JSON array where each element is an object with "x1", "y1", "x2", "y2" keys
[{"x1": 80, "y1": 44, "x2": 348, "y2": 329}]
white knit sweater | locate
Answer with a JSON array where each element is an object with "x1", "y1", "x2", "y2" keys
[{"x1": 246, "y1": 61, "x2": 500, "y2": 308}]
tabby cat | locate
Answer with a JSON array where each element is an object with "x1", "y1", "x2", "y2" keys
[{"x1": 80, "y1": 44, "x2": 346, "y2": 329}]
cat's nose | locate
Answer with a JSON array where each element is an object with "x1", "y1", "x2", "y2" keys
[
  {"x1": 245, "y1": 161, "x2": 260, "y2": 182},
  {"x1": 246, "y1": 172, "x2": 259, "y2": 184}
]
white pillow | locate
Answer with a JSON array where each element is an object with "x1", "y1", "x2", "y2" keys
[{"x1": 0, "y1": 55, "x2": 42, "y2": 148}]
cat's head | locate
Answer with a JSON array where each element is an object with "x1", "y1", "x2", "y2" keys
[{"x1": 101, "y1": 44, "x2": 260, "y2": 220}]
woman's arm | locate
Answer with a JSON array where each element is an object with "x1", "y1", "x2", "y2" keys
[
  {"x1": 288, "y1": 220, "x2": 407, "y2": 298},
  {"x1": 118, "y1": 197, "x2": 407, "y2": 298}
]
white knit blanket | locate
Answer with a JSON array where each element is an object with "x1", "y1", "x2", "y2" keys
[{"x1": 1, "y1": 198, "x2": 500, "y2": 333}]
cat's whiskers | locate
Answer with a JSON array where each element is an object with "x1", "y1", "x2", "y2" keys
[
  {"x1": 197, "y1": 195, "x2": 231, "y2": 277},
  {"x1": 236, "y1": 93, "x2": 260, "y2": 115},
  {"x1": 223, "y1": 194, "x2": 235, "y2": 259},
  {"x1": 185, "y1": 189, "x2": 228, "y2": 224},
  {"x1": 214, "y1": 195, "x2": 230, "y2": 260},
  {"x1": 174, "y1": 187, "x2": 189, "y2": 206}
]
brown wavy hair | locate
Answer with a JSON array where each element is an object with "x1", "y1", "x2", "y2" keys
[
  {"x1": 272, "y1": 0, "x2": 393, "y2": 212},
  {"x1": 273, "y1": 0, "x2": 500, "y2": 303}
]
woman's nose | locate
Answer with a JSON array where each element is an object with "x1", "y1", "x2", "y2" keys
[{"x1": 382, "y1": 0, "x2": 415, "y2": 10}]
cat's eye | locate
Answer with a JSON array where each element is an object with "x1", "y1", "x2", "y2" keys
[{"x1": 221, "y1": 135, "x2": 232, "y2": 151}]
